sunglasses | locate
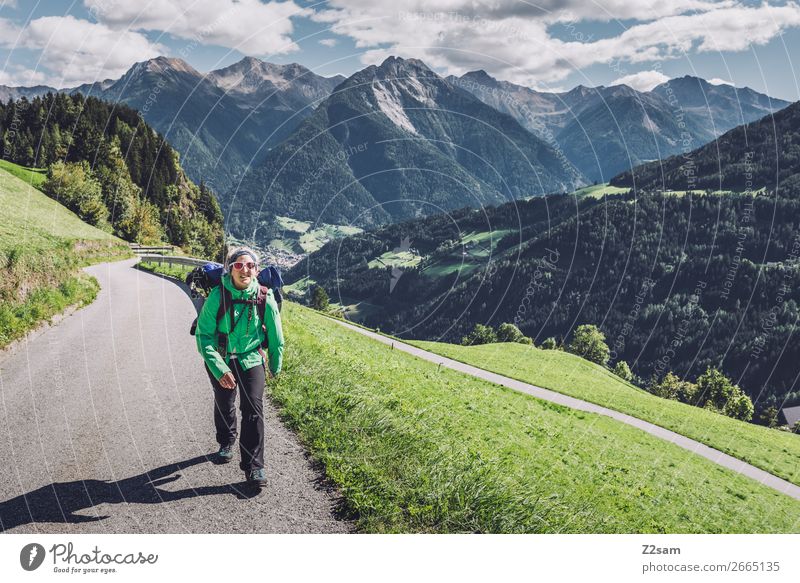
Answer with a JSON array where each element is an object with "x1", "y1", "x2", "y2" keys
[{"x1": 232, "y1": 261, "x2": 257, "y2": 271}]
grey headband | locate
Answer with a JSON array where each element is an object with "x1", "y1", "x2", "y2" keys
[{"x1": 229, "y1": 250, "x2": 257, "y2": 264}]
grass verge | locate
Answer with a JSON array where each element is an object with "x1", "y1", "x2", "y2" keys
[
  {"x1": 0, "y1": 159, "x2": 46, "y2": 187},
  {"x1": 137, "y1": 261, "x2": 195, "y2": 281},
  {"x1": 0, "y1": 273, "x2": 100, "y2": 346},
  {"x1": 407, "y1": 341, "x2": 800, "y2": 487}
]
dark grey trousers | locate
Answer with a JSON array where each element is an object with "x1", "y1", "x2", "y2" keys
[{"x1": 205, "y1": 359, "x2": 265, "y2": 472}]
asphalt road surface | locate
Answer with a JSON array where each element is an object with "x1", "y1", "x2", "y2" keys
[
  {"x1": 330, "y1": 320, "x2": 800, "y2": 503},
  {"x1": 0, "y1": 259, "x2": 352, "y2": 533}
]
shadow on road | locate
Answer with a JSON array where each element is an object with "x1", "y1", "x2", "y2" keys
[{"x1": 0, "y1": 454, "x2": 261, "y2": 532}]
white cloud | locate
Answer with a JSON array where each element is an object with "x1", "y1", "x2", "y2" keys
[
  {"x1": 313, "y1": 0, "x2": 800, "y2": 88},
  {"x1": 708, "y1": 77, "x2": 733, "y2": 85},
  {"x1": 611, "y1": 70, "x2": 670, "y2": 91},
  {"x1": 22, "y1": 16, "x2": 163, "y2": 86},
  {"x1": 0, "y1": 65, "x2": 50, "y2": 87},
  {"x1": 0, "y1": 16, "x2": 21, "y2": 46},
  {"x1": 3, "y1": 0, "x2": 797, "y2": 90},
  {"x1": 0, "y1": 15, "x2": 163, "y2": 86},
  {"x1": 83, "y1": 0, "x2": 310, "y2": 56}
]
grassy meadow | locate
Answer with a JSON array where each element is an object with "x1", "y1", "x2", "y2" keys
[{"x1": 409, "y1": 340, "x2": 800, "y2": 487}]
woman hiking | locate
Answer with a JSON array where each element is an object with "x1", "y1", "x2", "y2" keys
[{"x1": 195, "y1": 246, "x2": 284, "y2": 488}]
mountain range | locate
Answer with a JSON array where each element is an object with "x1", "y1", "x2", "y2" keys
[
  {"x1": 449, "y1": 71, "x2": 789, "y2": 182},
  {"x1": 1, "y1": 56, "x2": 344, "y2": 194},
  {"x1": 0, "y1": 55, "x2": 791, "y2": 251},
  {"x1": 611, "y1": 99, "x2": 800, "y2": 192},
  {"x1": 226, "y1": 56, "x2": 585, "y2": 242}
]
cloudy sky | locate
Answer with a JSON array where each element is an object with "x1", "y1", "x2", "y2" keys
[{"x1": 0, "y1": 0, "x2": 799, "y2": 99}]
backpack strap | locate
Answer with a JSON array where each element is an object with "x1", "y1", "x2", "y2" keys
[
  {"x1": 216, "y1": 285, "x2": 233, "y2": 330},
  {"x1": 256, "y1": 285, "x2": 269, "y2": 350},
  {"x1": 215, "y1": 286, "x2": 235, "y2": 358},
  {"x1": 255, "y1": 286, "x2": 268, "y2": 320}
]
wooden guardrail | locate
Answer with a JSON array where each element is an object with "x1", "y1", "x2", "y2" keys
[
  {"x1": 129, "y1": 243, "x2": 175, "y2": 255},
  {"x1": 137, "y1": 254, "x2": 209, "y2": 268}
]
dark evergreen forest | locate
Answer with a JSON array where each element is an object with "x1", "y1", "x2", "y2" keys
[{"x1": 0, "y1": 93, "x2": 223, "y2": 258}]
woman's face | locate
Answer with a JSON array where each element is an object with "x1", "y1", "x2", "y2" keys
[{"x1": 230, "y1": 257, "x2": 257, "y2": 290}]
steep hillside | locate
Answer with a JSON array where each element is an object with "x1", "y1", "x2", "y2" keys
[
  {"x1": 0, "y1": 92, "x2": 224, "y2": 258},
  {"x1": 0, "y1": 163, "x2": 130, "y2": 346},
  {"x1": 411, "y1": 339, "x2": 800, "y2": 486},
  {"x1": 287, "y1": 187, "x2": 800, "y2": 416}
]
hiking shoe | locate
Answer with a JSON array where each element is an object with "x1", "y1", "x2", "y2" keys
[
  {"x1": 247, "y1": 468, "x2": 267, "y2": 487},
  {"x1": 216, "y1": 445, "x2": 234, "y2": 463}
]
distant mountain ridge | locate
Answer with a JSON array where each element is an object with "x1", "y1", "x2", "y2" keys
[
  {"x1": 3, "y1": 62, "x2": 788, "y2": 192},
  {"x1": 450, "y1": 71, "x2": 789, "y2": 182},
  {"x1": 0, "y1": 56, "x2": 344, "y2": 193},
  {"x1": 611, "y1": 98, "x2": 800, "y2": 192}
]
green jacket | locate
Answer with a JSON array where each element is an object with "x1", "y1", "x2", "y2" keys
[{"x1": 196, "y1": 274, "x2": 284, "y2": 379}]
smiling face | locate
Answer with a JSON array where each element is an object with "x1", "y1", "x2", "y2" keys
[{"x1": 230, "y1": 258, "x2": 257, "y2": 290}]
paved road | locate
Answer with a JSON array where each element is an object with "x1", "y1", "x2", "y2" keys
[
  {"x1": 0, "y1": 259, "x2": 352, "y2": 533},
  {"x1": 330, "y1": 319, "x2": 800, "y2": 502}
]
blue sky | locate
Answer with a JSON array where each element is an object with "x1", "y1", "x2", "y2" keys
[{"x1": 0, "y1": 0, "x2": 798, "y2": 100}]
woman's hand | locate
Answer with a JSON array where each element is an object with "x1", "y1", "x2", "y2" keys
[{"x1": 218, "y1": 372, "x2": 236, "y2": 390}]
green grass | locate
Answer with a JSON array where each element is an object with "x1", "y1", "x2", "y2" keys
[
  {"x1": 269, "y1": 302, "x2": 800, "y2": 533},
  {"x1": 368, "y1": 250, "x2": 422, "y2": 269},
  {"x1": 419, "y1": 229, "x2": 513, "y2": 279},
  {"x1": 571, "y1": 183, "x2": 630, "y2": 198},
  {"x1": 460, "y1": 229, "x2": 513, "y2": 249},
  {"x1": 421, "y1": 259, "x2": 483, "y2": 279},
  {"x1": 570, "y1": 183, "x2": 768, "y2": 199},
  {"x1": 137, "y1": 261, "x2": 194, "y2": 281},
  {"x1": 276, "y1": 215, "x2": 312, "y2": 234},
  {"x1": 407, "y1": 341, "x2": 800, "y2": 488},
  {"x1": 0, "y1": 164, "x2": 130, "y2": 347},
  {"x1": 284, "y1": 275, "x2": 316, "y2": 296},
  {"x1": 0, "y1": 162, "x2": 120, "y2": 248},
  {"x1": 331, "y1": 299, "x2": 385, "y2": 321},
  {"x1": 0, "y1": 273, "x2": 100, "y2": 345},
  {"x1": 0, "y1": 159, "x2": 47, "y2": 187},
  {"x1": 298, "y1": 223, "x2": 363, "y2": 254},
  {"x1": 273, "y1": 215, "x2": 364, "y2": 254}
]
